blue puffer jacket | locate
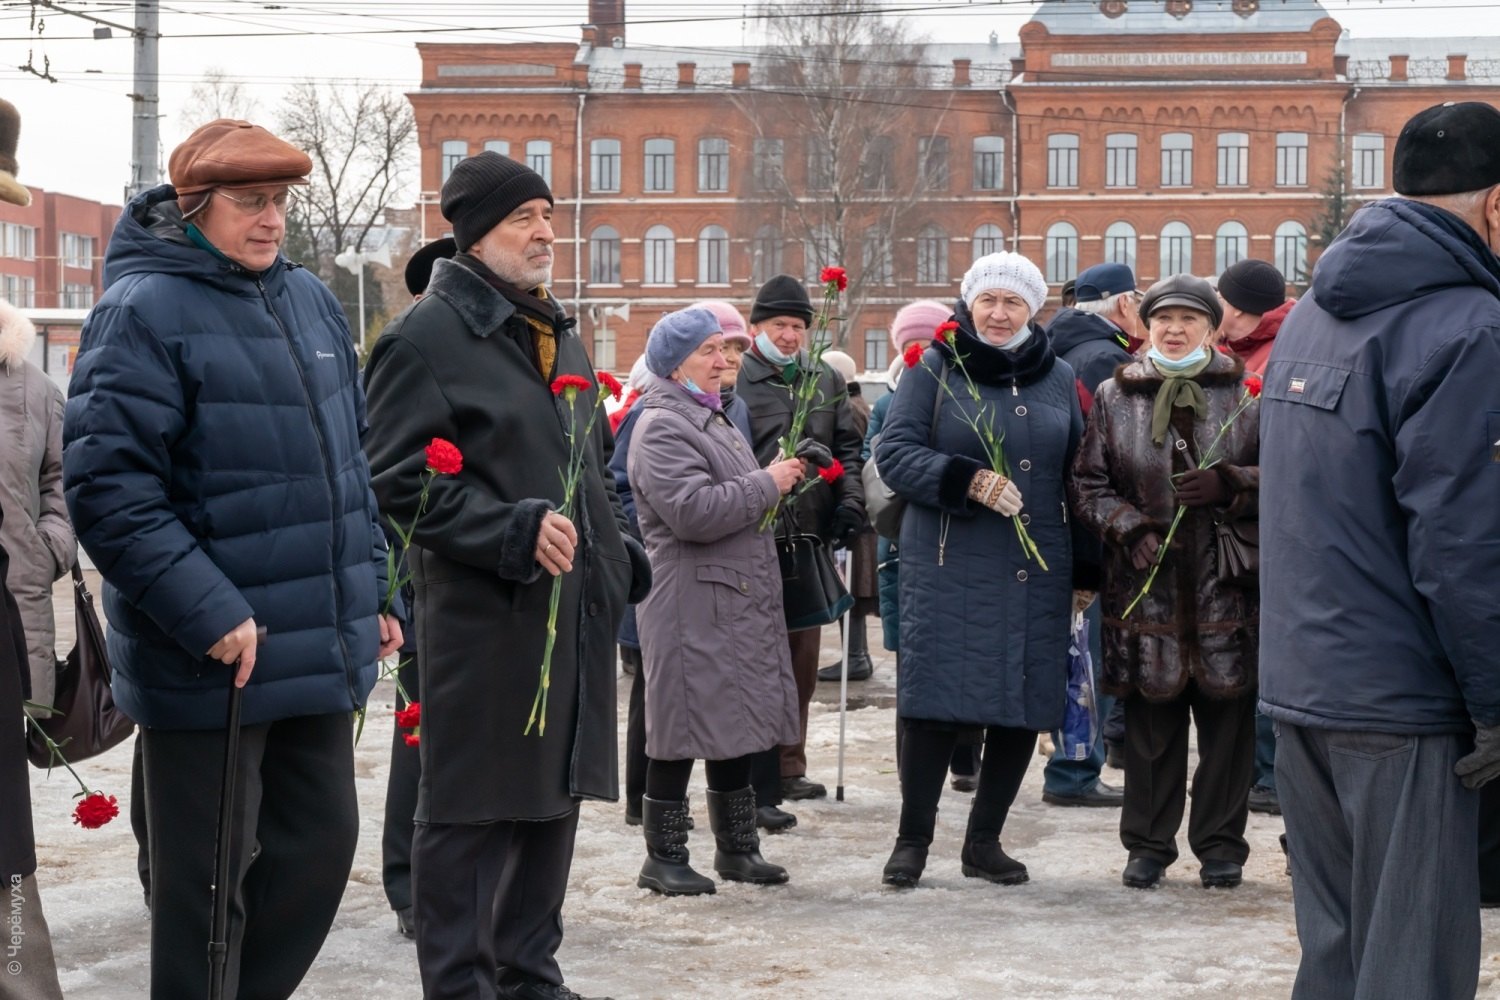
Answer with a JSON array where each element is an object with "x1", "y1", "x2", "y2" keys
[
  {"x1": 1260, "y1": 197, "x2": 1500, "y2": 734},
  {"x1": 63, "y1": 186, "x2": 389, "y2": 730}
]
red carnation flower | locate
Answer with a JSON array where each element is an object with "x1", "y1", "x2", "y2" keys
[
  {"x1": 935, "y1": 321, "x2": 959, "y2": 344},
  {"x1": 72, "y1": 792, "x2": 119, "y2": 830},
  {"x1": 424, "y1": 438, "x2": 463, "y2": 476},
  {"x1": 404, "y1": 733, "x2": 420, "y2": 748},
  {"x1": 394, "y1": 701, "x2": 421, "y2": 729},
  {"x1": 818, "y1": 458, "x2": 845, "y2": 485},
  {"x1": 1245, "y1": 374, "x2": 1263, "y2": 398},
  {"x1": 551, "y1": 374, "x2": 593, "y2": 397},
  {"x1": 597, "y1": 370, "x2": 624, "y2": 402},
  {"x1": 819, "y1": 266, "x2": 848, "y2": 292},
  {"x1": 903, "y1": 342, "x2": 924, "y2": 369}
]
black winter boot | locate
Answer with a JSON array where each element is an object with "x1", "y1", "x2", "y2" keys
[
  {"x1": 637, "y1": 797, "x2": 716, "y2": 896},
  {"x1": 818, "y1": 616, "x2": 874, "y2": 681},
  {"x1": 706, "y1": 787, "x2": 789, "y2": 884},
  {"x1": 959, "y1": 839, "x2": 1029, "y2": 885},
  {"x1": 881, "y1": 838, "x2": 928, "y2": 888}
]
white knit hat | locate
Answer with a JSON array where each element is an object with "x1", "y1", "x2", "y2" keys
[{"x1": 960, "y1": 252, "x2": 1048, "y2": 316}]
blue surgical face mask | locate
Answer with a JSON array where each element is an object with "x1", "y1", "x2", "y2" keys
[
  {"x1": 680, "y1": 375, "x2": 706, "y2": 394},
  {"x1": 996, "y1": 322, "x2": 1034, "y2": 354},
  {"x1": 1147, "y1": 344, "x2": 1209, "y2": 372},
  {"x1": 754, "y1": 331, "x2": 797, "y2": 366}
]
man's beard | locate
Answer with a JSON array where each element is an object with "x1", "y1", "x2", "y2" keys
[{"x1": 480, "y1": 243, "x2": 553, "y2": 289}]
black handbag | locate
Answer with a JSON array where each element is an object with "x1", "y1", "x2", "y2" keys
[
  {"x1": 776, "y1": 531, "x2": 854, "y2": 632},
  {"x1": 27, "y1": 563, "x2": 136, "y2": 768},
  {"x1": 1214, "y1": 518, "x2": 1259, "y2": 588}
]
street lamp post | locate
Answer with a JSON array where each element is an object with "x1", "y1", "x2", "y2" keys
[{"x1": 334, "y1": 243, "x2": 392, "y2": 353}]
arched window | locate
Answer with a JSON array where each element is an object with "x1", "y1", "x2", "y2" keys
[
  {"x1": 1045, "y1": 222, "x2": 1078, "y2": 284},
  {"x1": 588, "y1": 225, "x2": 620, "y2": 285},
  {"x1": 698, "y1": 137, "x2": 729, "y2": 192},
  {"x1": 441, "y1": 140, "x2": 467, "y2": 183},
  {"x1": 973, "y1": 136, "x2": 1005, "y2": 191},
  {"x1": 698, "y1": 225, "x2": 730, "y2": 285},
  {"x1": 1217, "y1": 132, "x2": 1249, "y2": 187},
  {"x1": 525, "y1": 140, "x2": 552, "y2": 186},
  {"x1": 1215, "y1": 221, "x2": 1249, "y2": 274},
  {"x1": 482, "y1": 139, "x2": 510, "y2": 157},
  {"x1": 916, "y1": 225, "x2": 949, "y2": 285},
  {"x1": 1104, "y1": 221, "x2": 1137, "y2": 272},
  {"x1": 1159, "y1": 221, "x2": 1192, "y2": 277},
  {"x1": 1274, "y1": 220, "x2": 1308, "y2": 285},
  {"x1": 644, "y1": 138, "x2": 675, "y2": 193},
  {"x1": 590, "y1": 138, "x2": 621, "y2": 193},
  {"x1": 1160, "y1": 132, "x2": 1193, "y2": 187},
  {"x1": 644, "y1": 225, "x2": 675, "y2": 285},
  {"x1": 972, "y1": 223, "x2": 1005, "y2": 261},
  {"x1": 1105, "y1": 133, "x2": 1137, "y2": 188},
  {"x1": 752, "y1": 225, "x2": 782, "y2": 286},
  {"x1": 1047, "y1": 134, "x2": 1079, "y2": 188}
]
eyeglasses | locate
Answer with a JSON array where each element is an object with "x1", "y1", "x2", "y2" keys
[{"x1": 213, "y1": 188, "x2": 297, "y2": 217}]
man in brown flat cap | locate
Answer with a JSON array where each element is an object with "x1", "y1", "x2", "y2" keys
[{"x1": 63, "y1": 119, "x2": 401, "y2": 998}]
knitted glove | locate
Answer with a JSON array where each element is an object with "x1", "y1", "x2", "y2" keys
[
  {"x1": 1456, "y1": 725, "x2": 1500, "y2": 790},
  {"x1": 793, "y1": 438, "x2": 834, "y2": 469},
  {"x1": 830, "y1": 505, "x2": 865, "y2": 547},
  {"x1": 967, "y1": 468, "x2": 1023, "y2": 516}
]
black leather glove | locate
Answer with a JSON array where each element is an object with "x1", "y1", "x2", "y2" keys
[
  {"x1": 1456, "y1": 724, "x2": 1500, "y2": 789},
  {"x1": 1175, "y1": 468, "x2": 1229, "y2": 508},
  {"x1": 622, "y1": 535, "x2": 653, "y2": 605},
  {"x1": 830, "y1": 505, "x2": 865, "y2": 547},
  {"x1": 793, "y1": 438, "x2": 834, "y2": 470},
  {"x1": 1130, "y1": 532, "x2": 1163, "y2": 572}
]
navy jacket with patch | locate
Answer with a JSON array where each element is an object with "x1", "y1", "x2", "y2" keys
[
  {"x1": 1259, "y1": 197, "x2": 1500, "y2": 733},
  {"x1": 63, "y1": 185, "x2": 390, "y2": 730},
  {"x1": 1046, "y1": 307, "x2": 1133, "y2": 395}
]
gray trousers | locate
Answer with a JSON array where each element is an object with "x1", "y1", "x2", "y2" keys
[
  {"x1": 1, "y1": 873, "x2": 64, "y2": 1000},
  {"x1": 1276, "y1": 721, "x2": 1480, "y2": 1000}
]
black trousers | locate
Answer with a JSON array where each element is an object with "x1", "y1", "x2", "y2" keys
[
  {"x1": 382, "y1": 654, "x2": 422, "y2": 913},
  {"x1": 624, "y1": 647, "x2": 646, "y2": 817},
  {"x1": 645, "y1": 755, "x2": 752, "y2": 801},
  {"x1": 1120, "y1": 683, "x2": 1255, "y2": 866},
  {"x1": 142, "y1": 711, "x2": 358, "y2": 1000},
  {"x1": 896, "y1": 720, "x2": 1034, "y2": 844},
  {"x1": 1480, "y1": 779, "x2": 1500, "y2": 905},
  {"x1": 412, "y1": 807, "x2": 581, "y2": 999}
]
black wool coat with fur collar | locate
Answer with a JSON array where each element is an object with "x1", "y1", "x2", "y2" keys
[{"x1": 1069, "y1": 351, "x2": 1260, "y2": 701}]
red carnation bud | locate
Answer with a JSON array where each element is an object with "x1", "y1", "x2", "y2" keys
[
  {"x1": 935, "y1": 321, "x2": 959, "y2": 344},
  {"x1": 394, "y1": 701, "x2": 422, "y2": 729},
  {"x1": 597, "y1": 370, "x2": 624, "y2": 402},
  {"x1": 1245, "y1": 374, "x2": 1263, "y2": 398},
  {"x1": 903, "y1": 342, "x2": 924, "y2": 369},
  {"x1": 424, "y1": 438, "x2": 463, "y2": 476},
  {"x1": 550, "y1": 374, "x2": 593, "y2": 397},
  {"x1": 819, "y1": 266, "x2": 848, "y2": 292},
  {"x1": 72, "y1": 791, "x2": 119, "y2": 830},
  {"x1": 818, "y1": 458, "x2": 845, "y2": 485},
  {"x1": 404, "y1": 733, "x2": 421, "y2": 747}
]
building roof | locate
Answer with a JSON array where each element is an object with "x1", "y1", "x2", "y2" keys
[
  {"x1": 1029, "y1": 0, "x2": 1332, "y2": 35},
  {"x1": 1341, "y1": 36, "x2": 1500, "y2": 83}
]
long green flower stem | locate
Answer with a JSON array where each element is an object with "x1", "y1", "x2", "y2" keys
[{"x1": 22, "y1": 704, "x2": 99, "y2": 797}]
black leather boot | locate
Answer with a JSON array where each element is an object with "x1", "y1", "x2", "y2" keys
[
  {"x1": 960, "y1": 838, "x2": 1029, "y2": 885},
  {"x1": 637, "y1": 797, "x2": 715, "y2": 896},
  {"x1": 881, "y1": 838, "x2": 928, "y2": 888},
  {"x1": 706, "y1": 787, "x2": 789, "y2": 884},
  {"x1": 818, "y1": 615, "x2": 874, "y2": 681}
]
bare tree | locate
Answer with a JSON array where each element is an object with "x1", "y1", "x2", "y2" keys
[
  {"x1": 733, "y1": 1, "x2": 944, "y2": 347},
  {"x1": 180, "y1": 68, "x2": 258, "y2": 129}
]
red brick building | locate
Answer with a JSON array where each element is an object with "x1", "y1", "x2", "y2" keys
[{"x1": 407, "y1": 0, "x2": 1500, "y2": 371}]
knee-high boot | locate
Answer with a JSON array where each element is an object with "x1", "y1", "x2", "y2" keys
[{"x1": 706, "y1": 787, "x2": 789, "y2": 884}]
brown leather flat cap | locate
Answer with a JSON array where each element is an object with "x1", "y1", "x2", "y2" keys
[{"x1": 169, "y1": 119, "x2": 312, "y2": 196}]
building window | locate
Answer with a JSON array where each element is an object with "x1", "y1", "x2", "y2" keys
[
  {"x1": 916, "y1": 225, "x2": 949, "y2": 285},
  {"x1": 973, "y1": 135, "x2": 1005, "y2": 191},
  {"x1": 698, "y1": 225, "x2": 730, "y2": 284},
  {"x1": 1161, "y1": 132, "x2": 1193, "y2": 187},
  {"x1": 752, "y1": 225, "x2": 782, "y2": 286},
  {"x1": 1352, "y1": 133, "x2": 1385, "y2": 189},
  {"x1": 483, "y1": 140, "x2": 510, "y2": 157},
  {"x1": 593, "y1": 322, "x2": 616, "y2": 372},
  {"x1": 644, "y1": 225, "x2": 675, "y2": 285},
  {"x1": 803, "y1": 225, "x2": 833, "y2": 283},
  {"x1": 61, "y1": 233, "x2": 96, "y2": 269},
  {"x1": 1275, "y1": 220, "x2": 1308, "y2": 285},
  {"x1": 806, "y1": 137, "x2": 834, "y2": 192},
  {"x1": 1276, "y1": 132, "x2": 1308, "y2": 187},
  {"x1": 1104, "y1": 221, "x2": 1137, "y2": 272},
  {"x1": 864, "y1": 331, "x2": 889, "y2": 371},
  {"x1": 590, "y1": 138, "x2": 621, "y2": 193},
  {"x1": 1215, "y1": 220, "x2": 1249, "y2": 274},
  {"x1": 972, "y1": 223, "x2": 1005, "y2": 261},
  {"x1": 1217, "y1": 132, "x2": 1249, "y2": 187},
  {"x1": 698, "y1": 137, "x2": 729, "y2": 193},
  {"x1": 588, "y1": 226, "x2": 620, "y2": 285},
  {"x1": 441, "y1": 140, "x2": 467, "y2": 183},
  {"x1": 860, "y1": 136, "x2": 895, "y2": 192},
  {"x1": 644, "y1": 138, "x2": 675, "y2": 193},
  {"x1": 1105, "y1": 133, "x2": 1137, "y2": 188},
  {"x1": 525, "y1": 140, "x2": 552, "y2": 186},
  {"x1": 1047, "y1": 134, "x2": 1079, "y2": 189},
  {"x1": 1159, "y1": 221, "x2": 1192, "y2": 277},
  {"x1": 919, "y1": 136, "x2": 950, "y2": 191},
  {"x1": 2, "y1": 223, "x2": 35, "y2": 260},
  {"x1": 62, "y1": 282, "x2": 94, "y2": 309},
  {"x1": 862, "y1": 229, "x2": 893, "y2": 286},
  {"x1": 1045, "y1": 222, "x2": 1078, "y2": 284},
  {"x1": 1, "y1": 275, "x2": 34, "y2": 308},
  {"x1": 752, "y1": 138, "x2": 783, "y2": 192}
]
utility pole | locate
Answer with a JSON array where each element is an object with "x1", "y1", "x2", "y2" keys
[{"x1": 129, "y1": 0, "x2": 160, "y2": 198}]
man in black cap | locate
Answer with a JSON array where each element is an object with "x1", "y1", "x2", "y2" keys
[
  {"x1": 738, "y1": 274, "x2": 865, "y2": 806},
  {"x1": 364, "y1": 152, "x2": 650, "y2": 1000},
  {"x1": 1215, "y1": 258, "x2": 1292, "y2": 378},
  {"x1": 1261, "y1": 100, "x2": 1500, "y2": 996}
]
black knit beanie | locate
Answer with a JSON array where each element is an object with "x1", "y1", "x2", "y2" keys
[
  {"x1": 750, "y1": 273, "x2": 814, "y2": 325},
  {"x1": 404, "y1": 237, "x2": 457, "y2": 297},
  {"x1": 1217, "y1": 259, "x2": 1286, "y2": 317},
  {"x1": 440, "y1": 152, "x2": 554, "y2": 252}
]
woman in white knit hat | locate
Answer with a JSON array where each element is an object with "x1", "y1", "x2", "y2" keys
[{"x1": 874, "y1": 252, "x2": 1096, "y2": 888}]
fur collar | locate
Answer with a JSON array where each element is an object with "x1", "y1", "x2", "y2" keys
[
  {"x1": 0, "y1": 297, "x2": 35, "y2": 371},
  {"x1": 423, "y1": 256, "x2": 571, "y2": 341},
  {"x1": 1113, "y1": 350, "x2": 1246, "y2": 394}
]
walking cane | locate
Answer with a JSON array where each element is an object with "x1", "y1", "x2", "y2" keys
[
  {"x1": 836, "y1": 551, "x2": 852, "y2": 803},
  {"x1": 208, "y1": 626, "x2": 263, "y2": 1000}
]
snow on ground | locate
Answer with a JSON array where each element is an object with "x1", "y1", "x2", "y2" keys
[{"x1": 24, "y1": 609, "x2": 1500, "y2": 999}]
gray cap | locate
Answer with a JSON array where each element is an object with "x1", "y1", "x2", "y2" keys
[{"x1": 1139, "y1": 274, "x2": 1223, "y2": 328}]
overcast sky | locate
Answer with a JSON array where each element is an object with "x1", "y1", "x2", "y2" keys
[{"x1": 3, "y1": 0, "x2": 1497, "y2": 206}]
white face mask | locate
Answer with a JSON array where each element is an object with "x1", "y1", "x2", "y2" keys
[{"x1": 1147, "y1": 343, "x2": 1208, "y2": 372}]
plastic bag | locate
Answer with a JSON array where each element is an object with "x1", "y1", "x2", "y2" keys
[{"x1": 1052, "y1": 613, "x2": 1099, "y2": 762}]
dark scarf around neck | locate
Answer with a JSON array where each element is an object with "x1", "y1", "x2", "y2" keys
[{"x1": 936, "y1": 302, "x2": 1057, "y2": 388}]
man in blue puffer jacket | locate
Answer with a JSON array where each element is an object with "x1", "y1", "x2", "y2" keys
[
  {"x1": 63, "y1": 119, "x2": 401, "y2": 999},
  {"x1": 1261, "y1": 101, "x2": 1500, "y2": 999}
]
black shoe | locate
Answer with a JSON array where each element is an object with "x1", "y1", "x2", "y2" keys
[
  {"x1": 624, "y1": 801, "x2": 642, "y2": 826},
  {"x1": 496, "y1": 974, "x2": 612, "y2": 1000},
  {"x1": 818, "y1": 651, "x2": 874, "y2": 682},
  {"x1": 395, "y1": 906, "x2": 415, "y2": 939},
  {"x1": 1042, "y1": 780, "x2": 1124, "y2": 808},
  {"x1": 1105, "y1": 742, "x2": 1126, "y2": 770},
  {"x1": 781, "y1": 776, "x2": 827, "y2": 800},
  {"x1": 882, "y1": 839, "x2": 929, "y2": 888},
  {"x1": 637, "y1": 797, "x2": 716, "y2": 897},
  {"x1": 960, "y1": 840, "x2": 1029, "y2": 885},
  {"x1": 707, "y1": 787, "x2": 789, "y2": 885},
  {"x1": 1200, "y1": 859, "x2": 1243, "y2": 889},
  {"x1": 1122, "y1": 856, "x2": 1165, "y2": 889},
  {"x1": 755, "y1": 805, "x2": 797, "y2": 832},
  {"x1": 1248, "y1": 785, "x2": 1281, "y2": 815},
  {"x1": 950, "y1": 774, "x2": 978, "y2": 793}
]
